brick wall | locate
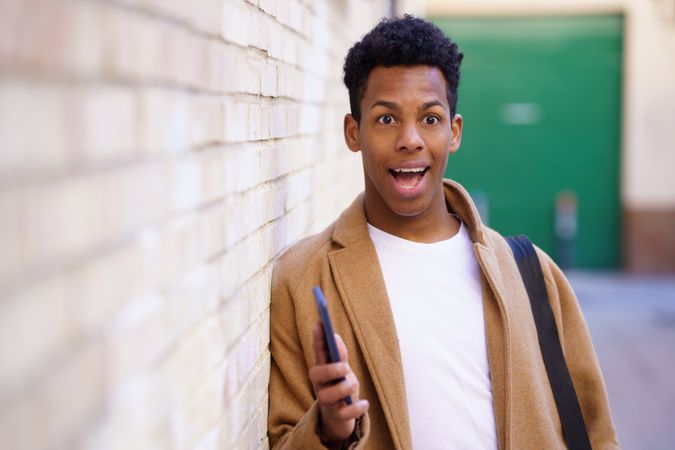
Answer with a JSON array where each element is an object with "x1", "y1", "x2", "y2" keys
[{"x1": 0, "y1": 0, "x2": 388, "y2": 448}]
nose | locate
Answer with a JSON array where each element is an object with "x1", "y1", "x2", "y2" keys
[{"x1": 396, "y1": 122, "x2": 424, "y2": 152}]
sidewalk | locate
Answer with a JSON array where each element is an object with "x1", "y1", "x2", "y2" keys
[{"x1": 568, "y1": 272, "x2": 675, "y2": 450}]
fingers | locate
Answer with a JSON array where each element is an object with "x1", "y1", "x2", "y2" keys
[
  {"x1": 309, "y1": 327, "x2": 367, "y2": 441},
  {"x1": 326, "y1": 398, "x2": 370, "y2": 422},
  {"x1": 309, "y1": 361, "x2": 350, "y2": 387},
  {"x1": 315, "y1": 372, "x2": 359, "y2": 405}
]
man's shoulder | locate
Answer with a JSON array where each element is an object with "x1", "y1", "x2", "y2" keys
[{"x1": 480, "y1": 226, "x2": 568, "y2": 295}]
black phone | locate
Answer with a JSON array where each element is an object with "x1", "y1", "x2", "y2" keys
[{"x1": 312, "y1": 285, "x2": 353, "y2": 405}]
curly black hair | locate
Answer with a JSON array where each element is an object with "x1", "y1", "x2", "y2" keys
[{"x1": 343, "y1": 15, "x2": 463, "y2": 123}]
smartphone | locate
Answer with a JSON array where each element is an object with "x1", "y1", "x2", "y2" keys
[{"x1": 312, "y1": 285, "x2": 353, "y2": 405}]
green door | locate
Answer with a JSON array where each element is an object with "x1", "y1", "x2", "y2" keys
[{"x1": 433, "y1": 16, "x2": 623, "y2": 269}]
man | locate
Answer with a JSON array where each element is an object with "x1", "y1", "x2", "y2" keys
[{"x1": 268, "y1": 15, "x2": 619, "y2": 449}]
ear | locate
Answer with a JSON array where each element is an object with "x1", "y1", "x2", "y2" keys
[
  {"x1": 449, "y1": 114, "x2": 463, "y2": 154},
  {"x1": 343, "y1": 114, "x2": 361, "y2": 152}
]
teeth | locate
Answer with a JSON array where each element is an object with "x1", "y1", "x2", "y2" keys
[{"x1": 392, "y1": 167, "x2": 425, "y2": 173}]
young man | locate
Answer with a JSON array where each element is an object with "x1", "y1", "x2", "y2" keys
[{"x1": 268, "y1": 16, "x2": 619, "y2": 449}]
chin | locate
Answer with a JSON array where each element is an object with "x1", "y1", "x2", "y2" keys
[{"x1": 387, "y1": 198, "x2": 432, "y2": 218}]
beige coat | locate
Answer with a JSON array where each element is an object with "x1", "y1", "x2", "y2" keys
[{"x1": 268, "y1": 179, "x2": 619, "y2": 449}]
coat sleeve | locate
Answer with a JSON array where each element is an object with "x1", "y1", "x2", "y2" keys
[
  {"x1": 536, "y1": 248, "x2": 621, "y2": 450},
  {"x1": 268, "y1": 259, "x2": 370, "y2": 450}
]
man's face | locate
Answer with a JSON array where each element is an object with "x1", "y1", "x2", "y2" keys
[{"x1": 344, "y1": 65, "x2": 463, "y2": 231}]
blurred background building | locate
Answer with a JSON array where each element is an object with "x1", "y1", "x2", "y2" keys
[
  {"x1": 0, "y1": 0, "x2": 672, "y2": 449},
  {"x1": 427, "y1": 0, "x2": 675, "y2": 273}
]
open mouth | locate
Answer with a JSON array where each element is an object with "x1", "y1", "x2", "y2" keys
[{"x1": 389, "y1": 167, "x2": 429, "y2": 189}]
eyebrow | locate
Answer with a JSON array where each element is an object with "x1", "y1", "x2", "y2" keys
[{"x1": 370, "y1": 99, "x2": 445, "y2": 112}]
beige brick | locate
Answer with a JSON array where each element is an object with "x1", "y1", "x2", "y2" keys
[
  {"x1": 76, "y1": 413, "x2": 169, "y2": 450},
  {"x1": 223, "y1": 100, "x2": 250, "y2": 143},
  {"x1": 190, "y1": 95, "x2": 223, "y2": 148},
  {"x1": 298, "y1": 103, "x2": 321, "y2": 135},
  {"x1": 106, "y1": 290, "x2": 168, "y2": 384},
  {"x1": 0, "y1": 276, "x2": 68, "y2": 402},
  {"x1": 248, "y1": 101, "x2": 264, "y2": 141},
  {"x1": 11, "y1": 0, "x2": 73, "y2": 73},
  {"x1": 0, "y1": 82, "x2": 68, "y2": 178},
  {"x1": 168, "y1": 358, "x2": 227, "y2": 449},
  {"x1": 193, "y1": 426, "x2": 220, "y2": 450},
  {"x1": 163, "y1": 262, "x2": 220, "y2": 346},
  {"x1": 63, "y1": 1, "x2": 105, "y2": 75},
  {"x1": 0, "y1": 0, "x2": 21, "y2": 67},
  {"x1": 221, "y1": 0, "x2": 250, "y2": 47},
  {"x1": 100, "y1": 5, "x2": 144, "y2": 80},
  {"x1": 275, "y1": 62, "x2": 295, "y2": 99},
  {"x1": 257, "y1": 436, "x2": 271, "y2": 450},
  {"x1": 70, "y1": 243, "x2": 145, "y2": 339},
  {"x1": 133, "y1": 14, "x2": 168, "y2": 82},
  {"x1": 91, "y1": 371, "x2": 171, "y2": 450},
  {"x1": 276, "y1": 199, "x2": 311, "y2": 251},
  {"x1": 233, "y1": 394, "x2": 269, "y2": 450},
  {"x1": 224, "y1": 351, "x2": 270, "y2": 447},
  {"x1": 222, "y1": 145, "x2": 260, "y2": 195},
  {"x1": 37, "y1": 340, "x2": 106, "y2": 445},
  {"x1": 269, "y1": 103, "x2": 287, "y2": 138},
  {"x1": 200, "y1": 150, "x2": 226, "y2": 203},
  {"x1": 286, "y1": 168, "x2": 312, "y2": 211},
  {"x1": 162, "y1": 314, "x2": 224, "y2": 407},
  {"x1": 206, "y1": 41, "x2": 228, "y2": 92},
  {"x1": 221, "y1": 284, "x2": 249, "y2": 352},
  {"x1": 99, "y1": 163, "x2": 166, "y2": 242},
  {"x1": 280, "y1": 0, "x2": 304, "y2": 34},
  {"x1": 219, "y1": 268, "x2": 271, "y2": 353},
  {"x1": 248, "y1": 9, "x2": 271, "y2": 52},
  {"x1": 278, "y1": 28, "x2": 298, "y2": 65},
  {"x1": 259, "y1": 0, "x2": 277, "y2": 17},
  {"x1": 260, "y1": 60, "x2": 277, "y2": 98},
  {"x1": 221, "y1": 223, "x2": 274, "y2": 297},
  {"x1": 167, "y1": 156, "x2": 203, "y2": 212},
  {"x1": 0, "y1": 189, "x2": 22, "y2": 283},
  {"x1": 140, "y1": 0, "x2": 222, "y2": 35},
  {"x1": 137, "y1": 88, "x2": 191, "y2": 156},
  {"x1": 257, "y1": 142, "x2": 285, "y2": 183},
  {"x1": 236, "y1": 49, "x2": 262, "y2": 95},
  {"x1": 190, "y1": 0, "x2": 224, "y2": 35},
  {"x1": 0, "y1": 387, "x2": 48, "y2": 450},
  {"x1": 267, "y1": 20, "x2": 283, "y2": 60},
  {"x1": 164, "y1": 27, "x2": 206, "y2": 88},
  {"x1": 21, "y1": 174, "x2": 105, "y2": 269},
  {"x1": 76, "y1": 86, "x2": 137, "y2": 164}
]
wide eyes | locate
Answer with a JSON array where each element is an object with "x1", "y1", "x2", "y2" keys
[
  {"x1": 377, "y1": 115, "x2": 394, "y2": 125},
  {"x1": 375, "y1": 114, "x2": 441, "y2": 125}
]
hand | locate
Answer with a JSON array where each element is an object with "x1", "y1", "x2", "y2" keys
[{"x1": 309, "y1": 322, "x2": 370, "y2": 442}]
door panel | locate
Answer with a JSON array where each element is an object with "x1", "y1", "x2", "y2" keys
[{"x1": 434, "y1": 16, "x2": 623, "y2": 268}]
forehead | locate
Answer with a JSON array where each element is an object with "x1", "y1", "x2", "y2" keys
[{"x1": 361, "y1": 65, "x2": 448, "y2": 106}]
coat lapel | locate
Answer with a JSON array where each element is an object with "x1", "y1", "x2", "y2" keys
[
  {"x1": 474, "y1": 243, "x2": 513, "y2": 450},
  {"x1": 325, "y1": 183, "x2": 512, "y2": 450},
  {"x1": 327, "y1": 196, "x2": 412, "y2": 450}
]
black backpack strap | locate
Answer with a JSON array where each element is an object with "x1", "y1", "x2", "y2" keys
[{"x1": 506, "y1": 235, "x2": 592, "y2": 450}]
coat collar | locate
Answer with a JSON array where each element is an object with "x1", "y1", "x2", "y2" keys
[
  {"x1": 331, "y1": 179, "x2": 490, "y2": 247},
  {"x1": 327, "y1": 179, "x2": 510, "y2": 449}
]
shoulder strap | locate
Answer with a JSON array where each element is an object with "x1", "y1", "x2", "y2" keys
[{"x1": 506, "y1": 235, "x2": 592, "y2": 450}]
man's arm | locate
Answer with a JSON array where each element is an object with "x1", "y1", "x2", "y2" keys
[
  {"x1": 537, "y1": 248, "x2": 621, "y2": 449},
  {"x1": 268, "y1": 265, "x2": 369, "y2": 449}
]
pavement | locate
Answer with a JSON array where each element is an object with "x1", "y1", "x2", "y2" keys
[{"x1": 568, "y1": 272, "x2": 675, "y2": 450}]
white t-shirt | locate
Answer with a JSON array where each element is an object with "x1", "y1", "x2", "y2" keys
[{"x1": 367, "y1": 220, "x2": 498, "y2": 450}]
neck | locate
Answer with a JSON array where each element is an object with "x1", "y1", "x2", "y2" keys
[{"x1": 364, "y1": 189, "x2": 460, "y2": 243}]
